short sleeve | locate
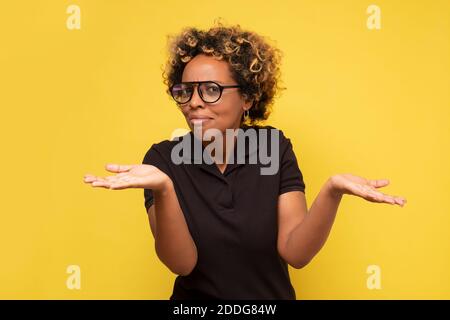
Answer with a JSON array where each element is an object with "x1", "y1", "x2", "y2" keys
[
  {"x1": 279, "y1": 136, "x2": 306, "y2": 195},
  {"x1": 141, "y1": 143, "x2": 171, "y2": 213}
]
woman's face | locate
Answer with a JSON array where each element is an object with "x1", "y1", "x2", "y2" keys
[{"x1": 179, "y1": 54, "x2": 251, "y2": 135}]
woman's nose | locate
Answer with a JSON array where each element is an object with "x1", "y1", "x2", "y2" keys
[{"x1": 189, "y1": 85, "x2": 205, "y2": 109}]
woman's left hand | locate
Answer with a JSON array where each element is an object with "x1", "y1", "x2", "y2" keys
[{"x1": 329, "y1": 174, "x2": 407, "y2": 207}]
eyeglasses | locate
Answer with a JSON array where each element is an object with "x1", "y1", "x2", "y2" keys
[{"x1": 170, "y1": 81, "x2": 242, "y2": 104}]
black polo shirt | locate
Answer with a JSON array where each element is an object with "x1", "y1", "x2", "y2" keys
[{"x1": 142, "y1": 124, "x2": 306, "y2": 300}]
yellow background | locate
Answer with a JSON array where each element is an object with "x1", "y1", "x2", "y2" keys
[{"x1": 1, "y1": 0, "x2": 449, "y2": 299}]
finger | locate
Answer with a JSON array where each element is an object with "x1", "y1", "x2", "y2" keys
[
  {"x1": 364, "y1": 182, "x2": 403, "y2": 206},
  {"x1": 353, "y1": 183, "x2": 406, "y2": 206},
  {"x1": 373, "y1": 191, "x2": 397, "y2": 204},
  {"x1": 393, "y1": 196, "x2": 407, "y2": 207},
  {"x1": 360, "y1": 186, "x2": 396, "y2": 205},
  {"x1": 368, "y1": 179, "x2": 390, "y2": 188},
  {"x1": 368, "y1": 190, "x2": 394, "y2": 204},
  {"x1": 375, "y1": 193, "x2": 406, "y2": 206},
  {"x1": 84, "y1": 175, "x2": 97, "y2": 183},
  {"x1": 84, "y1": 175, "x2": 106, "y2": 183},
  {"x1": 381, "y1": 193, "x2": 406, "y2": 205},
  {"x1": 105, "y1": 164, "x2": 136, "y2": 173},
  {"x1": 383, "y1": 195, "x2": 397, "y2": 205},
  {"x1": 91, "y1": 180, "x2": 112, "y2": 188},
  {"x1": 109, "y1": 182, "x2": 132, "y2": 190}
]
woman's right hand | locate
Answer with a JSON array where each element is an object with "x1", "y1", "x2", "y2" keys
[{"x1": 83, "y1": 163, "x2": 172, "y2": 191}]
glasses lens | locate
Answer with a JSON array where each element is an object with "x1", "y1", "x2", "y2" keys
[
  {"x1": 199, "y1": 82, "x2": 221, "y2": 103},
  {"x1": 171, "y1": 83, "x2": 193, "y2": 103}
]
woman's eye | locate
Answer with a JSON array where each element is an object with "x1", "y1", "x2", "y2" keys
[
  {"x1": 206, "y1": 86, "x2": 219, "y2": 93},
  {"x1": 181, "y1": 89, "x2": 192, "y2": 96}
]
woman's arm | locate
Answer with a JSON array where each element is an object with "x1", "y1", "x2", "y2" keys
[
  {"x1": 278, "y1": 179, "x2": 341, "y2": 269},
  {"x1": 278, "y1": 175, "x2": 407, "y2": 269},
  {"x1": 149, "y1": 178, "x2": 198, "y2": 276},
  {"x1": 84, "y1": 163, "x2": 198, "y2": 276}
]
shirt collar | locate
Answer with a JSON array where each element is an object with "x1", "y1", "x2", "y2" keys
[{"x1": 176, "y1": 125, "x2": 260, "y2": 177}]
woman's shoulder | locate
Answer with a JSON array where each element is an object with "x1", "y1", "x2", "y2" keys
[{"x1": 242, "y1": 124, "x2": 291, "y2": 145}]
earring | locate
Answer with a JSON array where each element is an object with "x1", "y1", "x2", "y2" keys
[{"x1": 243, "y1": 109, "x2": 250, "y2": 121}]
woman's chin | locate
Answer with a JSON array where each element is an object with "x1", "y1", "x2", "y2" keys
[{"x1": 189, "y1": 119, "x2": 216, "y2": 132}]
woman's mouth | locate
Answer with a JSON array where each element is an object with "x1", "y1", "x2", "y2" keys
[{"x1": 189, "y1": 117, "x2": 213, "y2": 125}]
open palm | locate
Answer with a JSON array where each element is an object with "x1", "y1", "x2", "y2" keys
[
  {"x1": 330, "y1": 173, "x2": 407, "y2": 207},
  {"x1": 83, "y1": 163, "x2": 170, "y2": 190}
]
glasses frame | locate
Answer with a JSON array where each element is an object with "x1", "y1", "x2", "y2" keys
[{"x1": 170, "y1": 81, "x2": 242, "y2": 105}]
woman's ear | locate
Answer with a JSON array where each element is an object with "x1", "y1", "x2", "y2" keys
[{"x1": 244, "y1": 99, "x2": 255, "y2": 112}]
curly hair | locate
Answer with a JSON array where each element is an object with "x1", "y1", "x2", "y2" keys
[{"x1": 162, "y1": 21, "x2": 284, "y2": 126}]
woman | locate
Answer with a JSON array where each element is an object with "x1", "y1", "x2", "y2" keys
[{"x1": 83, "y1": 23, "x2": 407, "y2": 300}]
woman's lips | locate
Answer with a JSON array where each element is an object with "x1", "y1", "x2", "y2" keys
[{"x1": 189, "y1": 117, "x2": 213, "y2": 125}]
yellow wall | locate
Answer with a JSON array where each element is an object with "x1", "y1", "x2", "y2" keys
[{"x1": 1, "y1": 0, "x2": 449, "y2": 299}]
